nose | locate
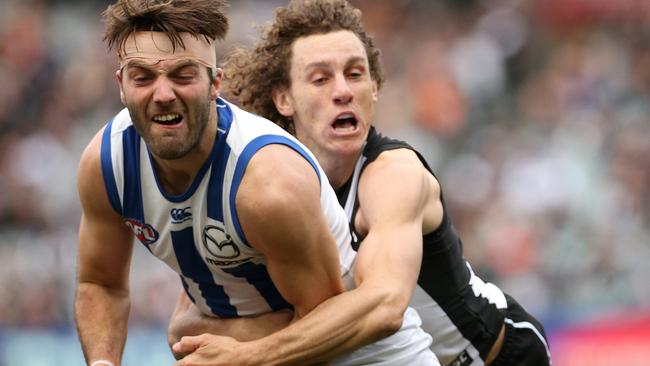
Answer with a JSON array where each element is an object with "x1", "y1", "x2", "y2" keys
[
  {"x1": 332, "y1": 75, "x2": 353, "y2": 105},
  {"x1": 152, "y1": 77, "x2": 176, "y2": 105}
]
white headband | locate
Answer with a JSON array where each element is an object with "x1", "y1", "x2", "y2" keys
[{"x1": 118, "y1": 31, "x2": 217, "y2": 69}]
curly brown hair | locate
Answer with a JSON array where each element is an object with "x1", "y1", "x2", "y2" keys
[
  {"x1": 223, "y1": 0, "x2": 384, "y2": 134},
  {"x1": 102, "y1": 0, "x2": 229, "y2": 55}
]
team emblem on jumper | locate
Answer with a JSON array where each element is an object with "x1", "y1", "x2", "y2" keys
[
  {"x1": 203, "y1": 225, "x2": 249, "y2": 266},
  {"x1": 124, "y1": 218, "x2": 159, "y2": 245}
]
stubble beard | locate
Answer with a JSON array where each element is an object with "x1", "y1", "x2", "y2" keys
[{"x1": 129, "y1": 97, "x2": 212, "y2": 161}]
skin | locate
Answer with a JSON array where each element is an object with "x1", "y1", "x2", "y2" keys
[
  {"x1": 171, "y1": 30, "x2": 444, "y2": 366},
  {"x1": 118, "y1": 59, "x2": 216, "y2": 161},
  {"x1": 75, "y1": 37, "x2": 346, "y2": 366}
]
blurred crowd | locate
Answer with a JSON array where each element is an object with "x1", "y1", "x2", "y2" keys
[{"x1": 0, "y1": 0, "x2": 649, "y2": 335}]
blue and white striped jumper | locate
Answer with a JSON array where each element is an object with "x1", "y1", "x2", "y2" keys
[{"x1": 100, "y1": 98, "x2": 437, "y2": 366}]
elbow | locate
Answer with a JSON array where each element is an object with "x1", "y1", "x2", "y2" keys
[
  {"x1": 379, "y1": 304, "x2": 406, "y2": 337},
  {"x1": 369, "y1": 288, "x2": 409, "y2": 339}
]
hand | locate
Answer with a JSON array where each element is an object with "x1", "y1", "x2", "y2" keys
[
  {"x1": 173, "y1": 333, "x2": 334, "y2": 366},
  {"x1": 173, "y1": 334, "x2": 259, "y2": 366}
]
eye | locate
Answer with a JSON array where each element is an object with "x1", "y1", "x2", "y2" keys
[
  {"x1": 308, "y1": 69, "x2": 332, "y2": 86},
  {"x1": 132, "y1": 74, "x2": 154, "y2": 85},
  {"x1": 347, "y1": 67, "x2": 365, "y2": 79},
  {"x1": 171, "y1": 67, "x2": 199, "y2": 83},
  {"x1": 173, "y1": 74, "x2": 196, "y2": 83},
  {"x1": 312, "y1": 77, "x2": 327, "y2": 85},
  {"x1": 128, "y1": 68, "x2": 155, "y2": 85}
]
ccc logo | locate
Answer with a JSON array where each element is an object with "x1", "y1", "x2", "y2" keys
[{"x1": 171, "y1": 207, "x2": 192, "y2": 224}]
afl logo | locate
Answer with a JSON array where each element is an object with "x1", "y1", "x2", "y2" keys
[
  {"x1": 124, "y1": 218, "x2": 159, "y2": 245},
  {"x1": 203, "y1": 225, "x2": 240, "y2": 259}
]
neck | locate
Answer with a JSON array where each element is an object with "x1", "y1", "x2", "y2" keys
[{"x1": 319, "y1": 150, "x2": 360, "y2": 190}]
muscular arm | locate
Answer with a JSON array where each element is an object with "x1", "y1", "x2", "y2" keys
[
  {"x1": 174, "y1": 148, "x2": 441, "y2": 365},
  {"x1": 353, "y1": 148, "x2": 441, "y2": 310},
  {"x1": 250, "y1": 148, "x2": 437, "y2": 362},
  {"x1": 75, "y1": 130, "x2": 135, "y2": 366},
  {"x1": 237, "y1": 144, "x2": 347, "y2": 316},
  {"x1": 173, "y1": 145, "x2": 348, "y2": 365},
  {"x1": 167, "y1": 289, "x2": 294, "y2": 359}
]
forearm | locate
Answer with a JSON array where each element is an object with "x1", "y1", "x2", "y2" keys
[
  {"x1": 252, "y1": 285, "x2": 403, "y2": 365},
  {"x1": 172, "y1": 311, "x2": 293, "y2": 341},
  {"x1": 75, "y1": 282, "x2": 130, "y2": 366},
  {"x1": 168, "y1": 292, "x2": 293, "y2": 344}
]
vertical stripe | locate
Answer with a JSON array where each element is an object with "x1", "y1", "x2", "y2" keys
[
  {"x1": 207, "y1": 138, "x2": 230, "y2": 222},
  {"x1": 121, "y1": 126, "x2": 144, "y2": 220},
  {"x1": 171, "y1": 227, "x2": 238, "y2": 317},
  {"x1": 180, "y1": 276, "x2": 196, "y2": 303},
  {"x1": 207, "y1": 99, "x2": 234, "y2": 221},
  {"x1": 100, "y1": 119, "x2": 122, "y2": 215},
  {"x1": 216, "y1": 97, "x2": 234, "y2": 130},
  {"x1": 222, "y1": 262, "x2": 292, "y2": 311}
]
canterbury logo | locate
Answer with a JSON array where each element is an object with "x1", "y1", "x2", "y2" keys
[{"x1": 171, "y1": 207, "x2": 192, "y2": 224}]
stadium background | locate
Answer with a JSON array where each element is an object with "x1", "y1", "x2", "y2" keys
[{"x1": 0, "y1": 0, "x2": 649, "y2": 365}]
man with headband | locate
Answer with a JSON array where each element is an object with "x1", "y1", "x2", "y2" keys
[{"x1": 73, "y1": 1, "x2": 438, "y2": 366}]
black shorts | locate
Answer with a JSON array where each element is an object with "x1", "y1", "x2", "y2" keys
[{"x1": 491, "y1": 294, "x2": 552, "y2": 366}]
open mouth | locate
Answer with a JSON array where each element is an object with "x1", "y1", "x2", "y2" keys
[
  {"x1": 332, "y1": 113, "x2": 358, "y2": 132},
  {"x1": 152, "y1": 113, "x2": 183, "y2": 126}
]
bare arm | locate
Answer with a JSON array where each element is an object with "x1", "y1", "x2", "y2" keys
[
  {"x1": 167, "y1": 291, "x2": 293, "y2": 359},
  {"x1": 75, "y1": 130, "x2": 135, "y2": 366},
  {"x1": 237, "y1": 144, "x2": 347, "y2": 316},
  {"x1": 173, "y1": 148, "x2": 441, "y2": 365},
  {"x1": 249, "y1": 148, "x2": 438, "y2": 362},
  {"x1": 173, "y1": 144, "x2": 347, "y2": 365}
]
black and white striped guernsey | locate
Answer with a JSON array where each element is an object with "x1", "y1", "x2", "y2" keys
[{"x1": 336, "y1": 127, "x2": 508, "y2": 366}]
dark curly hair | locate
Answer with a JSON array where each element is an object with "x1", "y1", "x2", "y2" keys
[
  {"x1": 223, "y1": 0, "x2": 384, "y2": 134},
  {"x1": 102, "y1": 0, "x2": 229, "y2": 55}
]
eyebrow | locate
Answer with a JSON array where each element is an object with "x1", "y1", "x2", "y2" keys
[
  {"x1": 124, "y1": 59, "x2": 202, "y2": 73},
  {"x1": 304, "y1": 56, "x2": 367, "y2": 72}
]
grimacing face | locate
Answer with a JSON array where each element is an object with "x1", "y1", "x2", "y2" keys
[
  {"x1": 273, "y1": 30, "x2": 378, "y2": 164},
  {"x1": 117, "y1": 58, "x2": 219, "y2": 160}
]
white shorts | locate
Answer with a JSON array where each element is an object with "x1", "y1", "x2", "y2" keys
[{"x1": 332, "y1": 307, "x2": 440, "y2": 366}]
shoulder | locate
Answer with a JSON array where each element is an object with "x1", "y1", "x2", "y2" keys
[
  {"x1": 77, "y1": 108, "x2": 131, "y2": 179},
  {"x1": 360, "y1": 148, "x2": 440, "y2": 211},
  {"x1": 367, "y1": 148, "x2": 431, "y2": 179},
  {"x1": 237, "y1": 144, "x2": 320, "y2": 213},
  {"x1": 234, "y1": 144, "x2": 326, "y2": 255},
  {"x1": 77, "y1": 125, "x2": 121, "y2": 218},
  {"x1": 77, "y1": 127, "x2": 105, "y2": 190}
]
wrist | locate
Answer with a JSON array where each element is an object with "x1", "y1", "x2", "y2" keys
[
  {"x1": 90, "y1": 360, "x2": 115, "y2": 366},
  {"x1": 250, "y1": 338, "x2": 282, "y2": 366}
]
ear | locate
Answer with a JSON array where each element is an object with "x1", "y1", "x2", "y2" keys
[
  {"x1": 272, "y1": 87, "x2": 294, "y2": 117},
  {"x1": 115, "y1": 69, "x2": 126, "y2": 105},
  {"x1": 210, "y1": 68, "x2": 223, "y2": 100},
  {"x1": 372, "y1": 79, "x2": 379, "y2": 102}
]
